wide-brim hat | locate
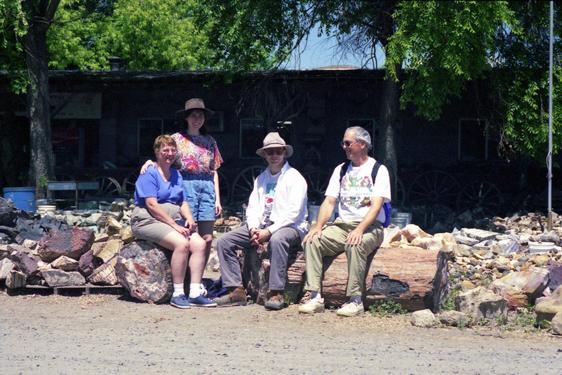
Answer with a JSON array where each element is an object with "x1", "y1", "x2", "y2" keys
[
  {"x1": 256, "y1": 132, "x2": 294, "y2": 158},
  {"x1": 175, "y1": 98, "x2": 215, "y2": 119}
]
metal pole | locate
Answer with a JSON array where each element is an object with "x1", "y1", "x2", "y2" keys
[{"x1": 547, "y1": 0, "x2": 554, "y2": 231}]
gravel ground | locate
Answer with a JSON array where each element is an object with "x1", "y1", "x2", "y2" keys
[{"x1": 0, "y1": 291, "x2": 561, "y2": 375}]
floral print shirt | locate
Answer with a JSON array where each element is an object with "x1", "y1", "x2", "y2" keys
[{"x1": 171, "y1": 132, "x2": 223, "y2": 176}]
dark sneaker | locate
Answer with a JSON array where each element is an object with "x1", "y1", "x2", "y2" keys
[
  {"x1": 188, "y1": 295, "x2": 218, "y2": 307},
  {"x1": 213, "y1": 287, "x2": 247, "y2": 307},
  {"x1": 264, "y1": 292, "x2": 285, "y2": 311},
  {"x1": 170, "y1": 294, "x2": 190, "y2": 309}
]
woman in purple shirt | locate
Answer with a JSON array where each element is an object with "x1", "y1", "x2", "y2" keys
[{"x1": 131, "y1": 135, "x2": 216, "y2": 309}]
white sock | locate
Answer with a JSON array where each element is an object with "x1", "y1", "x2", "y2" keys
[
  {"x1": 173, "y1": 283, "x2": 184, "y2": 297},
  {"x1": 189, "y1": 283, "x2": 202, "y2": 298},
  {"x1": 311, "y1": 291, "x2": 322, "y2": 300}
]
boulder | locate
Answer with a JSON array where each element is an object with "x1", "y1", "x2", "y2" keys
[
  {"x1": 41, "y1": 269, "x2": 86, "y2": 287},
  {"x1": 535, "y1": 286, "x2": 562, "y2": 322},
  {"x1": 93, "y1": 239, "x2": 122, "y2": 263},
  {"x1": 6, "y1": 270, "x2": 26, "y2": 288},
  {"x1": 51, "y1": 256, "x2": 79, "y2": 272},
  {"x1": 411, "y1": 309, "x2": 438, "y2": 328},
  {"x1": 0, "y1": 258, "x2": 15, "y2": 280},
  {"x1": 491, "y1": 268, "x2": 549, "y2": 304},
  {"x1": 547, "y1": 263, "x2": 562, "y2": 291},
  {"x1": 37, "y1": 227, "x2": 95, "y2": 262},
  {"x1": 490, "y1": 284, "x2": 528, "y2": 309},
  {"x1": 120, "y1": 227, "x2": 134, "y2": 244},
  {"x1": 78, "y1": 249, "x2": 102, "y2": 277},
  {"x1": 401, "y1": 224, "x2": 430, "y2": 242},
  {"x1": 8, "y1": 245, "x2": 40, "y2": 276},
  {"x1": 462, "y1": 228, "x2": 498, "y2": 242},
  {"x1": 115, "y1": 241, "x2": 172, "y2": 304},
  {"x1": 88, "y1": 256, "x2": 118, "y2": 285},
  {"x1": 552, "y1": 312, "x2": 562, "y2": 335},
  {"x1": 438, "y1": 310, "x2": 471, "y2": 327},
  {"x1": 455, "y1": 287, "x2": 507, "y2": 319}
]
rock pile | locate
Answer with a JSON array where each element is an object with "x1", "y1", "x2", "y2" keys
[
  {"x1": 385, "y1": 212, "x2": 562, "y2": 334},
  {"x1": 0, "y1": 198, "x2": 134, "y2": 289}
]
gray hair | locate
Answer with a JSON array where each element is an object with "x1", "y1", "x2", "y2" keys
[{"x1": 346, "y1": 126, "x2": 372, "y2": 149}]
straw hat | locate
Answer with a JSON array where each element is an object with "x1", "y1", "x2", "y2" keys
[
  {"x1": 175, "y1": 98, "x2": 214, "y2": 119},
  {"x1": 256, "y1": 132, "x2": 293, "y2": 158}
]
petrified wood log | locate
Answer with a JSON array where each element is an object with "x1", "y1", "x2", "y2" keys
[
  {"x1": 250, "y1": 246, "x2": 447, "y2": 312},
  {"x1": 321, "y1": 246, "x2": 448, "y2": 312}
]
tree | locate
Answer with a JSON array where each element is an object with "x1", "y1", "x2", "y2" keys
[
  {"x1": 202, "y1": 1, "x2": 516, "y2": 183},
  {"x1": 1, "y1": 0, "x2": 61, "y2": 192}
]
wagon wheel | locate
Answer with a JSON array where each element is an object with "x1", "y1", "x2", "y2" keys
[
  {"x1": 230, "y1": 165, "x2": 264, "y2": 204},
  {"x1": 304, "y1": 169, "x2": 330, "y2": 205},
  {"x1": 217, "y1": 170, "x2": 230, "y2": 205},
  {"x1": 95, "y1": 176, "x2": 122, "y2": 197},
  {"x1": 456, "y1": 181, "x2": 503, "y2": 215},
  {"x1": 121, "y1": 169, "x2": 140, "y2": 197},
  {"x1": 408, "y1": 170, "x2": 460, "y2": 208}
]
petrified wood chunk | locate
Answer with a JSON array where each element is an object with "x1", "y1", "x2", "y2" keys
[
  {"x1": 115, "y1": 241, "x2": 172, "y2": 304},
  {"x1": 320, "y1": 247, "x2": 448, "y2": 312},
  {"x1": 38, "y1": 227, "x2": 95, "y2": 262}
]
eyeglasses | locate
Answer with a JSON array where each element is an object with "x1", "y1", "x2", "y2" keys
[
  {"x1": 265, "y1": 148, "x2": 285, "y2": 156},
  {"x1": 341, "y1": 140, "x2": 357, "y2": 148}
]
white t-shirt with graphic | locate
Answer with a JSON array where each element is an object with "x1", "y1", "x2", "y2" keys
[
  {"x1": 325, "y1": 157, "x2": 391, "y2": 223},
  {"x1": 260, "y1": 170, "x2": 280, "y2": 228}
]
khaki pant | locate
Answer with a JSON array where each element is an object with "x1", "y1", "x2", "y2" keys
[{"x1": 303, "y1": 220, "x2": 384, "y2": 297}]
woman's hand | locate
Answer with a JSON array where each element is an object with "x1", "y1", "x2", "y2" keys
[
  {"x1": 140, "y1": 159, "x2": 155, "y2": 174},
  {"x1": 215, "y1": 201, "x2": 222, "y2": 217},
  {"x1": 172, "y1": 222, "x2": 191, "y2": 237},
  {"x1": 186, "y1": 218, "x2": 197, "y2": 234}
]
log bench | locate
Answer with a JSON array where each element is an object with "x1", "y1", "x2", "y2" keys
[{"x1": 243, "y1": 245, "x2": 448, "y2": 312}]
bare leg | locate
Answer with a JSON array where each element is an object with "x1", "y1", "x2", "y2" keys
[
  {"x1": 158, "y1": 231, "x2": 190, "y2": 284},
  {"x1": 187, "y1": 232, "x2": 207, "y2": 283},
  {"x1": 197, "y1": 220, "x2": 215, "y2": 264}
]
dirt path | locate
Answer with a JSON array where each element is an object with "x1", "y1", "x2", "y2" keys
[{"x1": 1, "y1": 292, "x2": 560, "y2": 375}]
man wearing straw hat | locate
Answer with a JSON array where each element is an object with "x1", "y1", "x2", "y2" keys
[{"x1": 215, "y1": 132, "x2": 308, "y2": 310}]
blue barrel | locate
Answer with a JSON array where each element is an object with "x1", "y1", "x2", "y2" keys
[{"x1": 3, "y1": 187, "x2": 37, "y2": 212}]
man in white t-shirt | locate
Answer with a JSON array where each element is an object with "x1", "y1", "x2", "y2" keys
[
  {"x1": 299, "y1": 126, "x2": 391, "y2": 317},
  {"x1": 214, "y1": 132, "x2": 308, "y2": 310}
]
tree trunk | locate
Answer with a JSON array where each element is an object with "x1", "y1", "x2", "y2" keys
[
  {"x1": 379, "y1": 65, "x2": 400, "y2": 202},
  {"x1": 23, "y1": 1, "x2": 60, "y2": 195}
]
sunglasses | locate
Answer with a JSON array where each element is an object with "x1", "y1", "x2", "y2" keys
[
  {"x1": 341, "y1": 140, "x2": 357, "y2": 148},
  {"x1": 265, "y1": 148, "x2": 285, "y2": 156}
]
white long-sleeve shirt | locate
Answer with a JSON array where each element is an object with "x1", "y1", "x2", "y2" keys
[{"x1": 246, "y1": 162, "x2": 308, "y2": 238}]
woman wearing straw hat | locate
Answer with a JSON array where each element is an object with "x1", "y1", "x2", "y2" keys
[{"x1": 141, "y1": 98, "x2": 223, "y2": 302}]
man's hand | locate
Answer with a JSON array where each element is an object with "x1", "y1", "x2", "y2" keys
[
  {"x1": 255, "y1": 229, "x2": 271, "y2": 244},
  {"x1": 249, "y1": 227, "x2": 260, "y2": 246},
  {"x1": 346, "y1": 227, "x2": 364, "y2": 246},
  {"x1": 302, "y1": 226, "x2": 322, "y2": 244}
]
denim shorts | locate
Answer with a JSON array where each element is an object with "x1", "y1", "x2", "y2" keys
[{"x1": 182, "y1": 173, "x2": 216, "y2": 222}]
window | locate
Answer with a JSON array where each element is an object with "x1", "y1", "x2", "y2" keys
[
  {"x1": 52, "y1": 119, "x2": 99, "y2": 168},
  {"x1": 137, "y1": 119, "x2": 163, "y2": 158},
  {"x1": 239, "y1": 118, "x2": 266, "y2": 158},
  {"x1": 458, "y1": 118, "x2": 491, "y2": 161}
]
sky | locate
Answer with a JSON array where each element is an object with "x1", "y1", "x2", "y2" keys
[{"x1": 284, "y1": 25, "x2": 386, "y2": 70}]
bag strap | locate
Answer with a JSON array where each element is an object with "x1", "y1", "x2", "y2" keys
[{"x1": 339, "y1": 160, "x2": 352, "y2": 184}]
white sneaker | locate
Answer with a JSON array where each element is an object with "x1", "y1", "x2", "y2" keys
[
  {"x1": 336, "y1": 301, "x2": 364, "y2": 317},
  {"x1": 298, "y1": 298, "x2": 325, "y2": 314}
]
